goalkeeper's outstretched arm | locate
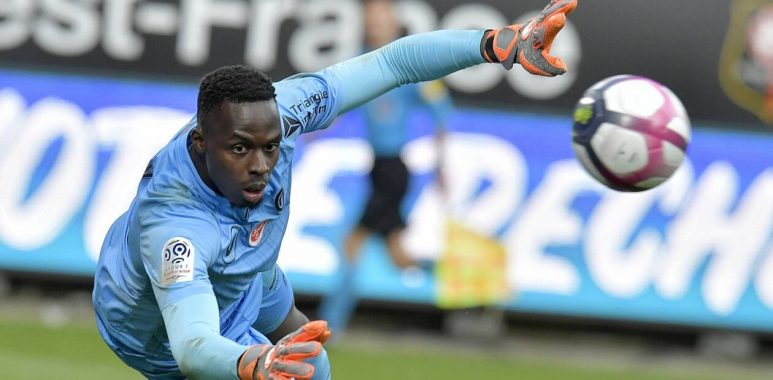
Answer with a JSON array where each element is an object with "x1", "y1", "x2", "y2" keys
[{"x1": 330, "y1": 0, "x2": 577, "y2": 114}]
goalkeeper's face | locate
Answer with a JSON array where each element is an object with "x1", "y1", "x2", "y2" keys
[{"x1": 195, "y1": 99, "x2": 282, "y2": 207}]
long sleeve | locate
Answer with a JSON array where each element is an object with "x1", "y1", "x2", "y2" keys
[
  {"x1": 162, "y1": 293, "x2": 246, "y2": 380},
  {"x1": 328, "y1": 29, "x2": 485, "y2": 114}
]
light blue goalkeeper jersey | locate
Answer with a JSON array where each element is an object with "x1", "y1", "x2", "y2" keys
[
  {"x1": 92, "y1": 29, "x2": 485, "y2": 380},
  {"x1": 93, "y1": 71, "x2": 342, "y2": 373}
]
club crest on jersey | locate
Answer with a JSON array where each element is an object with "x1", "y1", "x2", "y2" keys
[
  {"x1": 249, "y1": 221, "x2": 269, "y2": 247},
  {"x1": 161, "y1": 237, "x2": 195, "y2": 286},
  {"x1": 720, "y1": 0, "x2": 773, "y2": 123}
]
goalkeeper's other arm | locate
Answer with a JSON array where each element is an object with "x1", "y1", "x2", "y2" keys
[
  {"x1": 331, "y1": 0, "x2": 578, "y2": 114},
  {"x1": 237, "y1": 320, "x2": 332, "y2": 380}
]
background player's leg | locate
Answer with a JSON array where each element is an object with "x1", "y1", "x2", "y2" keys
[
  {"x1": 343, "y1": 226, "x2": 369, "y2": 264},
  {"x1": 318, "y1": 259, "x2": 358, "y2": 337},
  {"x1": 384, "y1": 229, "x2": 415, "y2": 268},
  {"x1": 318, "y1": 226, "x2": 367, "y2": 336},
  {"x1": 318, "y1": 194, "x2": 378, "y2": 336},
  {"x1": 380, "y1": 156, "x2": 414, "y2": 269}
]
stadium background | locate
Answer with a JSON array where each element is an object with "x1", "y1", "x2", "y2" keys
[{"x1": 0, "y1": 0, "x2": 772, "y2": 379}]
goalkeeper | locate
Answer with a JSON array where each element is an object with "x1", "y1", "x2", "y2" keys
[{"x1": 92, "y1": 1, "x2": 578, "y2": 379}]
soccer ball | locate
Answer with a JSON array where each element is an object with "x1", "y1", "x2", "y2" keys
[{"x1": 571, "y1": 75, "x2": 691, "y2": 192}]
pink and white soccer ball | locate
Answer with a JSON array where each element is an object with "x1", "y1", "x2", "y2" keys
[{"x1": 571, "y1": 75, "x2": 691, "y2": 192}]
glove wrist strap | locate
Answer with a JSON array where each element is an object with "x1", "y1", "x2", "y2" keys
[
  {"x1": 480, "y1": 27, "x2": 520, "y2": 70},
  {"x1": 480, "y1": 29, "x2": 498, "y2": 63}
]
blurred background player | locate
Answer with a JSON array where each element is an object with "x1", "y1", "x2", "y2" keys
[
  {"x1": 351, "y1": 0, "x2": 453, "y2": 271},
  {"x1": 318, "y1": 0, "x2": 454, "y2": 337}
]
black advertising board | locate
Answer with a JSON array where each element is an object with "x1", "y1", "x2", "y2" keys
[{"x1": 1, "y1": 0, "x2": 771, "y2": 130}]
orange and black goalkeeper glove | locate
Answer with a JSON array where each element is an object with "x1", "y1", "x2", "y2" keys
[
  {"x1": 237, "y1": 320, "x2": 332, "y2": 380},
  {"x1": 480, "y1": 0, "x2": 577, "y2": 76}
]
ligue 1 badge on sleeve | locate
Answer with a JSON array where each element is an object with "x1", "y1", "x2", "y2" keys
[{"x1": 161, "y1": 237, "x2": 194, "y2": 285}]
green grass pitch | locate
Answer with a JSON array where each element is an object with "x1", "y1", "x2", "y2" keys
[{"x1": 0, "y1": 317, "x2": 758, "y2": 380}]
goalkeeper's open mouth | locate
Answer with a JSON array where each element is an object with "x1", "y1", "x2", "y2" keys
[{"x1": 243, "y1": 184, "x2": 266, "y2": 204}]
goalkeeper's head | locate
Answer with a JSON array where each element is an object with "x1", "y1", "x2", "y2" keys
[
  {"x1": 190, "y1": 65, "x2": 281, "y2": 208},
  {"x1": 196, "y1": 65, "x2": 276, "y2": 127}
]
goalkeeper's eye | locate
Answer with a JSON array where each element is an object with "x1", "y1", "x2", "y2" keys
[{"x1": 231, "y1": 144, "x2": 248, "y2": 154}]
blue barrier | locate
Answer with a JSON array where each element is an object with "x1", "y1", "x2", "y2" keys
[{"x1": 0, "y1": 69, "x2": 771, "y2": 331}]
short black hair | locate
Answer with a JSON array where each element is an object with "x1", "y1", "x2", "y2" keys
[{"x1": 197, "y1": 65, "x2": 276, "y2": 127}]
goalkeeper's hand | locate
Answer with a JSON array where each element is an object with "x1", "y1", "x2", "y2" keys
[
  {"x1": 480, "y1": 0, "x2": 577, "y2": 76},
  {"x1": 237, "y1": 320, "x2": 331, "y2": 380}
]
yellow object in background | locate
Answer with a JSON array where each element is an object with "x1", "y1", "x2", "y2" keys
[{"x1": 435, "y1": 220, "x2": 510, "y2": 309}]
